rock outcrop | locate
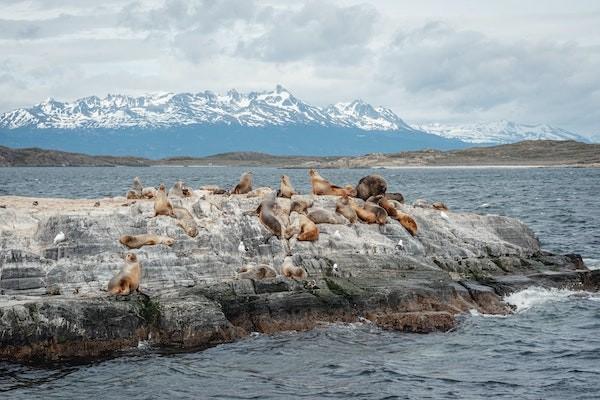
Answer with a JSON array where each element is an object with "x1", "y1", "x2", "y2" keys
[{"x1": 0, "y1": 192, "x2": 596, "y2": 362}]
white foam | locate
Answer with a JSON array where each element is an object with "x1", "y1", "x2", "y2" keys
[
  {"x1": 504, "y1": 287, "x2": 582, "y2": 312},
  {"x1": 584, "y1": 258, "x2": 600, "y2": 270},
  {"x1": 468, "y1": 309, "x2": 508, "y2": 318}
]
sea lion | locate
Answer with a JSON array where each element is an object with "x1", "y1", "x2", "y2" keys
[
  {"x1": 281, "y1": 256, "x2": 307, "y2": 280},
  {"x1": 232, "y1": 172, "x2": 253, "y2": 195},
  {"x1": 307, "y1": 208, "x2": 348, "y2": 224},
  {"x1": 355, "y1": 175, "x2": 387, "y2": 201},
  {"x1": 238, "y1": 264, "x2": 277, "y2": 280},
  {"x1": 108, "y1": 253, "x2": 142, "y2": 295},
  {"x1": 363, "y1": 201, "x2": 388, "y2": 225},
  {"x1": 154, "y1": 184, "x2": 175, "y2": 217},
  {"x1": 335, "y1": 195, "x2": 358, "y2": 223},
  {"x1": 350, "y1": 199, "x2": 387, "y2": 224},
  {"x1": 142, "y1": 187, "x2": 157, "y2": 199},
  {"x1": 309, "y1": 169, "x2": 353, "y2": 196},
  {"x1": 256, "y1": 198, "x2": 286, "y2": 238},
  {"x1": 386, "y1": 192, "x2": 405, "y2": 203},
  {"x1": 277, "y1": 175, "x2": 296, "y2": 198},
  {"x1": 126, "y1": 177, "x2": 144, "y2": 199},
  {"x1": 296, "y1": 213, "x2": 319, "y2": 241},
  {"x1": 169, "y1": 181, "x2": 192, "y2": 198},
  {"x1": 290, "y1": 198, "x2": 312, "y2": 215},
  {"x1": 119, "y1": 234, "x2": 175, "y2": 249},
  {"x1": 371, "y1": 195, "x2": 417, "y2": 235},
  {"x1": 432, "y1": 201, "x2": 449, "y2": 211},
  {"x1": 173, "y1": 207, "x2": 198, "y2": 237}
]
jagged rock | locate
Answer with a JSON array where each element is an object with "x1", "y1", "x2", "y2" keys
[{"x1": 0, "y1": 193, "x2": 596, "y2": 362}]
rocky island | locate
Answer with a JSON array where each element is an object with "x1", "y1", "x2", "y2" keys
[{"x1": 0, "y1": 186, "x2": 597, "y2": 363}]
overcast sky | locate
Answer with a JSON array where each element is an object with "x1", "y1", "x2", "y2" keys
[{"x1": 1, "y1": 0, "x2": 599, "y2": 137}]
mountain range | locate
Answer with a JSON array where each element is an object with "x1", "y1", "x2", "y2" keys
[{"x1": 0, "y1": 85, "x2": 591, "y2": 158}]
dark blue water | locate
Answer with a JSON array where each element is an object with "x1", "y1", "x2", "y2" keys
[{"x1": 1, "y1": 166, "x2": 599, "y2": 399}]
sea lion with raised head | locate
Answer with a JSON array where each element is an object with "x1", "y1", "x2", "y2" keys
[
  {"x1": 232, "y1": 172, "x2": 253, "y2": 195},
  {"x1": 173, "y1": 207, "x2": 198, "y2": 237},
  {"x1": 355, "y1": 175, "x2": 387, "y2": 201},
  {"x1": 238, "y1": 264, "x2": 278, "y2": 280},
  {"x1": 307, "y1": 208, "x2": 348, "y2": 225},
  {"x1": 126, "y1": 177, "x2": 144, "y2": 199},
  {"x1": 257, "y1": 198, "x2": 286, "y2": 238},
  {"x1": 154, "y1": 184, "x2": 175, "y2": 217},
  {"x1": 335, "y1": 195, "x2": 358, "y2": 223},
  {"x1": 277, "y1": 175, "x2": 296, "y2": 198},
  {"x1": 108, "y1": 253, "x2": 142, "y2": 295},
  {"x1": 119, "y1": 234, "x2": 175, "y2": 249},
  {"x1": 309, "y1": 169, "x2": 353, "y2": 196},
  {"x1": 281, "y1": 256, "x2": 307, "y2": 280}
]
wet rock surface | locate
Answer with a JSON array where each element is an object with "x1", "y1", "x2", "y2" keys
[{"x1": 0, "y1": 192, "x2": 596, "y2": 362}]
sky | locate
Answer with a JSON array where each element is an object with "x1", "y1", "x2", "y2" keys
[{"x1": 1, "y1": 0, "x2": 599, "y2": 138}]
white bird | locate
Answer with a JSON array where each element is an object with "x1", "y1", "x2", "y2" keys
[
  {"x1": 440, "y1": 211, "x2": 450, "y2": 222},
  {"x1": 333, "y1": 230, "x2": 341, "y2": 239},
  {"x1": 332, "y1": 263, "x2": 340, "y2": 277},
  {"x1": 238, "y1": 241, "x2": 246, "y2": 253},
  {"x1": 53, "y1": 231, "x2": 66, "y2": 245},
  {"x1": 396, "y1": 239, "x2": 404, "y2": 249}
]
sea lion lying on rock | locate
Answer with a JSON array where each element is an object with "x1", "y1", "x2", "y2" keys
[
  {"x1": 232, "y1": 172, "x2": 253, "y2": 195},
  {"x1": 108, "y1": 253, "x2": 142, "y2": 296},
  {"x1": 289, "y1": 212, "x2": 319, "y2": 241},
  {"x1": 370, "y1": 195, "x2": 418, "y2": 236},
  {"x1": 351, "y1": 199, "x2": 387, "y2": 224},
  {"x1": 119, "y1": 234, "x2": 175, "y2": 249},
  {"x1": 277, "y1": 175, "x2": 296, "y2": 198},
  {"x1": 307, "y1": 208, "x2": 348, "y2": 224},
  {"x1": 355, "y1": 175, "x2": 387, "y2": 201},
  {"x1": 238, "y1": 264, "x2": 277, "y2": 280},
  {"x1": 309, "y1": 169, "x2": 354, "y2": 196},
  {"x1": 281, "y1": 256, "x2": 307, "y2": 280},
  {"x1": 126, "y1": 177, "x2": 144, "y2": 199},
  {"x1": 154, "y1": 184, "x2": 175, "y2": 217},
  {"x1": 385, "y1": 192, "x2": 405, "y2": 203},
  {"x1": 173, "y1": 207, "x2": 198, "y2": 237},
  {"x1": 290, "y1": 198, "x2": 312, "y2": 214},
  {"x1": 335, "y1": 195, "x2": 358, "y2": 223}
]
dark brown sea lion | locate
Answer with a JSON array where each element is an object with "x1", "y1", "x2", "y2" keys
[
  {"x1": 256, "y1": 198, "x2": 285, "y2": 238},
  {"x1": 355, "y1": 175, "x2": 387, "y2": 201}
]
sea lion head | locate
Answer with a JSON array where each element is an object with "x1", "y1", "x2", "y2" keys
[
  {"x1": 125, "y1": 253, "x2": 137, "y2": 263},
  {"x1": 158, "y1": 183, "x2": 166, "y2": 192},
  {"x1": 308, "y1": 169, "x2": 316, "y2": 177},
  {"x1": 163, "y1": 238, "x2": 175, "y2": 246}
]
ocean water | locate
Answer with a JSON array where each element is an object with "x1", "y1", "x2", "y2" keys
[{"x1": 0, "y1": 166, "x2": 599, "y2": 399}]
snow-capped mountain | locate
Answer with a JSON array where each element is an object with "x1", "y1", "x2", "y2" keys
[
  {"x1": 0, "y1": 85, "x2": 415, "y2": 132},
  {"x1": 416, "y1": 120, "x2": 589, "y2": 144}
]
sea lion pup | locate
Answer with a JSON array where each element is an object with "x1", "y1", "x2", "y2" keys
[
  {"x1": 119, "y1": 234, "x2": 175, "y2": 249},
  {"x1": 296, "y1": 213, "x2": 319, "y2": 241},
  {"x1": 108, "y1": 253, "x2": 142, "y2": 295},
  {"x1": 173, "y1": 207, "x2": 198, "y2": 237},
  {"x1": 154, "y1": 184, "x2": 175, "y2": 217},
  {"x1": 432, "y1": 201, "x2": 449, "y2": 211},
  {"x1": 256, "y1": 198, "x2": 286, "y2": 238},
  {"x1": 281, "y1": 257, "x2": 307, "y2": 280},
  {"x1": 355, "y1": 175, "x2": 387, "y2": 201},
  {"x1": 371, "y1": 195, "x2": 418, "y2": 236},
  {"x1": 169, "y1": 181, "x2": 192, "y2": 198},
  {"x1": 126, "y1": 176, "x2": 144, "y2": 199},
  {"x1": 238, "y1": 264, "x2": 277, "y2": 280},
  {"x1": 232, "y1": 172, "x2": 253, "y2": 195},
  {"x1": 335, "y1": 195, "x2": 358, "y2": 223},
  {"x1": 290, "y1": 198, "x2": 312, "y2": 215},
  {"x1": 307, "y1": 208, "x2": 348, "y2": 224},
  {"x1": 142, "y1": 187, "x2": 157, "y2": 199},
  {"x1": 309, "y1": 169, "x2": 352, "y2": 196},
  {"x1": 276, "y1": 175, "x2": 296, "y2": 198}
]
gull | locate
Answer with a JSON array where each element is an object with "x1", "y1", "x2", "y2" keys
[
  {"x1": 238, "y1": 241, "x2": 246, "y2": 253},
  {"x1": 332, "y1": 263, "x2": 340, "y2": 277},
  {"x1": 333, "y1": 230, "x2": 341, "y2": 239},
  {"x1": 440, "y1": 211, "x2": 450, "y2": 222},
  {"x1": 53, "y1": 231, "x2": 66, "y2": 245},
  {"x1": 396, "y1": 239, "x2": 404, "y2": 249}
]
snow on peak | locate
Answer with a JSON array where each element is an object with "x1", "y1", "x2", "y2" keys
[{"x1": 0, "y1": 86, "x2": 411, "y2": 131}]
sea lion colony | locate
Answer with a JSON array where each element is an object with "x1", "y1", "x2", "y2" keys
[{"x1": 105, "y1": 170, "x2": 445, "y2": 295}]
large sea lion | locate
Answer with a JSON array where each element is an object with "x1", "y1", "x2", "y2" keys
[
  {"x1": 335, "y1": 195, "x2": 358, "y2": 223},
  {"x1": 108, "y1": 253, "x2": 142, "y2": 295},
  {"x1": 371, "y1": 195, "x2": 417, "y2": 235},
  {"x1": 281, "y1": 256, "x2": 307, "y2": 280},
  {"x1": 119, "y1": 234, "x2": 175, "y2": 249},
  {"x1": 173, "y1": 207, "x2": 198, "y2": 237},
  {"x1": 309, "y1": 169, "x2": 353, "y2": 196},
  {"x1": 126, "y1": 177, "x2": 144, "y2": 199},
  {"x1": 232, "y1": 172, "x2": 253, "y2": 195},
  {"x1": 154, "y1": 184, "x2": 175, "y2": 217},
  {"x1": 355, "y1": 175, "x2": 387, "y2": 201},
  {"x1": 277, "y1": 175, "x2": 296, "y2": 198},
  {"x1": 307, "y1": 208, "x2": 348, "y2": 224},
  {"x1": 238, "y1": 264, "x2": 277, "y2": 280},
  {"x1": 256, "y1": 198, "x2": 286, "y2": 238}
]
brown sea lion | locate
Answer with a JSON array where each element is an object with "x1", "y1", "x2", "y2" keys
[
  {"x1": 350, "y1": 199, "x2": 387, "y2": 224},
  {"x1": 309, "y1": 169, "x2": 352, "y2": 196},
  {"x1": 238, "y1": 264, "x2": 277, "y2": 280},
  {"x1": 281, "y1": 256, "x2": 307, "y2": 280},
  {"x1": 232, "y1": 172, "x2": 253, "y2": 194},
  {"x1": 108, "y1": 253, "x2": 142, "y2": 295},
  {"x1": 371, "y1": 195, "x2": 417, "y2": 235},
  {"x1": 335, "y1": 195, "x2": 358, "y2": 223},
  {"x1": 290, "y1": 198, "x2": 312, "y2": 214},
  {"x1": 277, "y1": 175, "x2": 296, "y2": 198},
  {"x1": 119, "y1": 234, "x2": 175, "y2": 249},
  {"x1": 363, "y1": 201, "x2": 388, "y2": 225},
  {"x1": 307, "y1": 208, "x2": 348, "y2": 224},
  {"x1": 173, "y1": 207, "x2": 198, "y2": 237},
  {"x1": 355, "y1": 175, "x2": 387, "y2": 201},
  {"x1": 296, "y1": 213, "x2": 319, "y2": 241},
  {"x1": 256, "y1": 198, "x2": 285, "y2": 238},
  {"x1": 386, "y1": 192, "x2": 405, "y2": 203},
  {"x1": 126, "y1": 176, "x2": 144, "y2": 199},
  {"x1": 432, "y1": 201, "x2": 449, "y2": 211},
  {"x1": 170, "y1": 181, "x2": 192, "y2": 198},
  {"x1": 154, "y1": 184, "x2": 175, "y2": 217}
]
